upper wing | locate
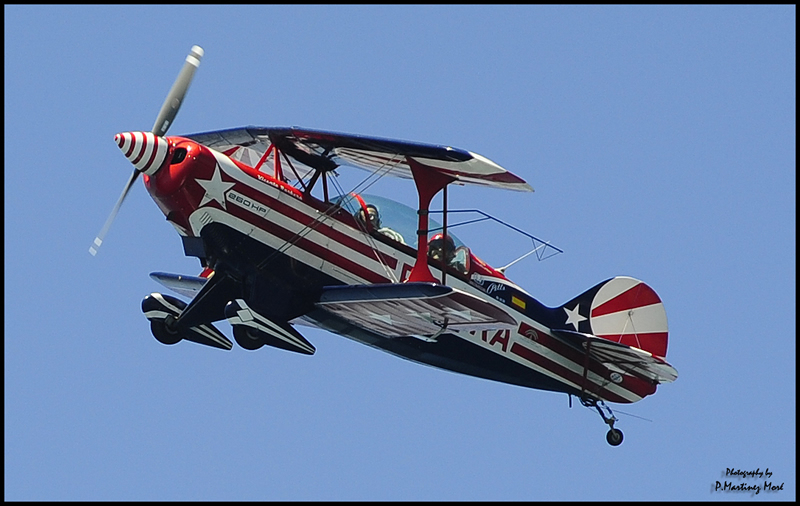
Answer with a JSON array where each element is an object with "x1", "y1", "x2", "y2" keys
[
  {"x1": 551, "y1": 329, "x2": 678, "y2": 384},
  {"x1": 315, "y1": 282, "x2": 518, "y2": 339},
  {"x1": 184, "y1": 126, "x2": 533, "y2": 192}
]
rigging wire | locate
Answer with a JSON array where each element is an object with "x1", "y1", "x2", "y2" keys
[
  {"x1": 328, "y1": 174, "x2": 399, "y2": 282},
  {"x1": 256, "y1": 152, "x2": 405, "y2": 280}
]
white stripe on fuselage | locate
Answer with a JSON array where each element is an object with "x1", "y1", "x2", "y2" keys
[{"x1": 214, "y1": 153, "x2": 402, "y2": 281}]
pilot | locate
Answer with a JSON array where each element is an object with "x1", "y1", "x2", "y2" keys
[
  {"x1": 356, "y1": 204, "x2": 405, "y2": 244},
  {"x1": 428, "y1": 233, "x2": 469, "y2": 275},
  {"x1": 356, "y1": 204, "x2": 380, "y2": 230},
  {"x1": 428, "y1": 233, "x2": 456, "y2": 265}
]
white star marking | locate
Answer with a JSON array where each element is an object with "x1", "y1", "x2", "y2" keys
[
  {"x1": 444, "y1": 307, "x2": 473, "y2": 321},
  {"x1": 564, "y1": 304, "x2": 587, "y2": 330},
  {"x1": 367, "y1": 312, "x2": 393, "y2": 325},
  {"x1": 196, "y1": 165, "x2": 235, "y2": 209},
  {"x1": 406, "y1": 311, "x2": 434, "y2": 323}
]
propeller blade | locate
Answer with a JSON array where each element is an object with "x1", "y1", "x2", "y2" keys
[
  {"x1": 92, "y1": 45, "x2": 203, "y2": 256},
  {"x1": 151, "y1": 45, "x2": 204, "y2": 137},
  {"x1": 89, "y1": 169, "x2": 139, "y2": 256}
]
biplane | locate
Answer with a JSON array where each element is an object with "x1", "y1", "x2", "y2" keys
[{"x1": 92, "y1": 46, "x2": 677, "y2": 446}]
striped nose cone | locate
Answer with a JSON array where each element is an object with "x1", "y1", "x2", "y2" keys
[{"x1": 115, "y1": 131, "x2": 170, "y2": 176}]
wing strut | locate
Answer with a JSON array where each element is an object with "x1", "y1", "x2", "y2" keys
[
  {"x1": 406, "y1": 158, "x2": 455, "y2": 283},
  {"x1": 581, "y1": 338, "x2": 593, "y2": 398},
  {"x1": 440, "y1": 184, "x2": 449, "y2": 285}
]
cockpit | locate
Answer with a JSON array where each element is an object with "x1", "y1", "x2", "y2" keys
[{"x1": 334, "y1": 193, "x2": 496, "y2": 280}]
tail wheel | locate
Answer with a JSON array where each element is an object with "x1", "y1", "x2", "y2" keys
[
  {"x1": 606, "y1": 428, "x2": 623, "y2": 446},
  {"x1": 150, "y1": 315, "x2": 183, "y2": 345},
  {"x1": 233, "y1": 326, "x2": 265, "y2": 350}
]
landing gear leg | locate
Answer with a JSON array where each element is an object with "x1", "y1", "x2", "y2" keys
[{"x1": 581, "y1": 397, "x2": 623, "y2": 446}]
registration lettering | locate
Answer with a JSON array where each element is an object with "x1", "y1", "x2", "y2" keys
[{"x1": 481, "y1": 329, "x2": 510, "y2": 352}]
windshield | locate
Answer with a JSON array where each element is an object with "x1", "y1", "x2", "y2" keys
[{"x1": 332, "y1": 193, "x2": 464, "y2": 249}]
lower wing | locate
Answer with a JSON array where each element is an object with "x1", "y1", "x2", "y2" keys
[{"x1": 315, "y1": 282, "x2": 517, "y2": 339}]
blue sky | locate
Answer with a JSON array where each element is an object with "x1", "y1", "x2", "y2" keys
[{"x1": 4, "y1": 5, "x2": 795, "y2": 501}]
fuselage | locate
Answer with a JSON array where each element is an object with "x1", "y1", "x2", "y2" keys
[{"x1": 143, "y1": 136, "x2": 658, "y2": 404}]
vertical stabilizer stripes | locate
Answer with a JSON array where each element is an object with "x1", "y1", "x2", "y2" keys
[{"x1": 589, "y1": 277, "x2": 669, "y2": 357}]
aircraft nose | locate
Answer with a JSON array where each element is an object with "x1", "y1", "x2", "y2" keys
[{"x1": 115, "y1": 131, "x2": 170, "y2": 176}]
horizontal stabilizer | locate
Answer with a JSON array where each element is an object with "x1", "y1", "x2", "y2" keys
[
  {"x1": 551, "y1": 329, "x2": 678, "y2": 384},
  {"x1": 150, "y1": 271, "x2": 208, "y2": 298},
  {"x1": 316, "y1": 282, "x2": 517, "y2": 339},
  {"x1": 225, "y1": 299, "x2": 315, "y2": 355}
]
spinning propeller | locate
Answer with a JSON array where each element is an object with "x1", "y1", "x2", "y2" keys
[{"x1": 89, "y1": 45, "x2": 204, "y2": 256}]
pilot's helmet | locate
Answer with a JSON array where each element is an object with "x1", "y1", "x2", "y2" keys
[
  {"x1": 428, "y1": 233, "x2": 455, "y2": 262},
  {"x1": 357, "y1": 204, "x2": 381, "y2": 229},
  {"x1": 365, "y1": 204, "x2": 381, "y2": 229}
]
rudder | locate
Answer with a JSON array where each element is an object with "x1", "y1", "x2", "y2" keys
[{"x1": 556, "y1": 276, "x2": 669, "y2": 357}]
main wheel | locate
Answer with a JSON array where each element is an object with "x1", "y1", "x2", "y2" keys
[
  {"x1": 150, "y1": 315, "x2": 183, "y2": 345},
  {"x1": 606, "y1": 428, "x2": 624, "y2": 446},
  {"x1": 233, "y1": 326, "x2": 265, "y2": 350}
]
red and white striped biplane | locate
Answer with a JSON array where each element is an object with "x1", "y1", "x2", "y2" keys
[{"x1": 92, "y1": 46, "x2": 677, "y2": 446}]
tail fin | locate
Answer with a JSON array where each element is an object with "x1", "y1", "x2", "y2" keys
[{"x1": 557, "y1": 276, "x2": 669, "y2": 357}]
